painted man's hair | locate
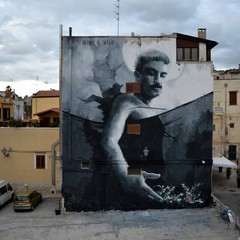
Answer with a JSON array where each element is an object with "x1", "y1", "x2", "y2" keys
[{"x1": 135, "y1": 50, "x2": 170, "y2": 73}]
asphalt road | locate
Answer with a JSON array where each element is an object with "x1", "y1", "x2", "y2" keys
[
  {"x1": 212, "y1": 166, "x2": 240, "y2": 216},
  {"x1": 0, "y1": 197, "x2": 239, "y2": 240}
]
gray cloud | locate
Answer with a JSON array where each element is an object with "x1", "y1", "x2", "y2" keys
[{"x1": 0, "y1": 0, "x2": 239, "y2": 96}]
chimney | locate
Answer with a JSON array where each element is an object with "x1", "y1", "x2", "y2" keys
[
  {"x1": 69, "y1": 27, "x2": 72, "y2": 37},
  {"x1": 198, "y1": 28, "x2": 206, "y2": 39}
]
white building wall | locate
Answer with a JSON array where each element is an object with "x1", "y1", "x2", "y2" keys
[{"x1": 13, "y1": 100, "x2": 24, "y2": 120}]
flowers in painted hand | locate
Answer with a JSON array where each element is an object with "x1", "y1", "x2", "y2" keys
[{"x1": 153, "y1": 183, "x2": 204, "y2": 207}]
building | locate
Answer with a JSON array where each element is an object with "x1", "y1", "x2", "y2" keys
[
  {"x1": 13, "y1": 98, "x2": 24, "y2": 120},
  {"x1": 23, "y1": 95, "x2": 32, "y2": 120},
  {"x1": 213, "y1": 66, "x2": 240, "y2": 162},
  {"x1": 61, "y1": 29, "x2": 218, "y2": 211},
  {"x1": 34, "y1": 108, "x2": 60, "y2": 127},
  {"x1": 0, "y1": 89, "x2": 61, "y2": 195},
  {"x1": 0, "y1": 90, "x2": 14, "y2": 122},
  {"x1": 0, "y1": 127, "x2": 61, "y2": 195},
  {"x1": 0, "y1": 89, "x2": 24, "y2": 122},
  {"x1": 32, "y1": 90, "x2": 60, "y2": 121}
]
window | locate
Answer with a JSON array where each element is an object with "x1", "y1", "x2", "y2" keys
[
  {"x1": 126, "y1": 82, "x2": 141, "y2": 93},
  {"x1": 229, "y1": 91, "x2": 237, "y2": 105},
  {"x1": 191, "y1": 48, "x2": 198, "y2": 60},
  {"x1": 184, "y1": 48, "x2": 191, "y2": 60},
  {"x1": 3, "y1": 108, "x2": 10, "y2": 121},
  {"x1": 53, "y1": 117, "x2": 59, "y2": 124},
  {"x1": 35, "y1": 154, "x2": 47, "y2": 169},
  {"x1": 231, "y1": 73, "x2": 238, "y2": 80},
  {"x1": 229, "y1": 123, "x2": 234, "y2": 128},
  {"x1": 177, "y1": 48, "x2": 183, "y2": 60},
  {"x1": 127, "y1": 124, "x2": 141, "y2": 135},
  {"x1": 81, "y1": 162, "x2": 91, "y2": 169},
  {"x1": 127, "y1": 167, "x2": 141, "y2": 175},
  {"x1": 0, "y1": 186, "x2": 7, "y2": 195},
  {"x1": 229, "y1": 145, "x2": 237, "y2": 160},
  {"x1": 219, "y1": 75, "x2": 225, "y2": 80},
  {"x1": 177, "y1": 47, "x2": 198, "y2": 61},
  {"x1": 41, "y1": 117, "x2": 50, "y2": 127}
]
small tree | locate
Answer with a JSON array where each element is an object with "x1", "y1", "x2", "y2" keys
[{"x1": 5, "y1": 85, "x2": 12, "y2": 92}]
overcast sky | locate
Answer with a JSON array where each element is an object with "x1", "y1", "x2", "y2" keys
[{"x1": 0, "y1": 0, "x2": 239, "y2": 97}]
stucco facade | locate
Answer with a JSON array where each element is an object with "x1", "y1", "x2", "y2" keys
[
  {"x1": 61, "y1": 30, "x2": 218, "y2": 211},
  {"x1": 31, "y1": 90, "x2": 60, "y2": 120},
  {"x1": 213, "y1": 67, "x2": 240, "y2": 162},
  {"x1": 0, "y1": 128, "x2": 61, "y2": 194},
  {"x1": 0, "y1": 91, "x2": 14, "y2": 121}
]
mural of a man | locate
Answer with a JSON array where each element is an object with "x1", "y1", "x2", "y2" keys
[
  {"x1": 62, "y1": 37, "x2": 214, "y2": 211},
  {"x1": 101, "y1": 50, "x2": 170, "y2": 202}
]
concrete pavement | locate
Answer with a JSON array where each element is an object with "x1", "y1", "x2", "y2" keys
[
  {"x1": 0, "y1": 198, "x2": 239, "y2": 239},
  {"x1": 0, "y1": 167, "x2": 240, "y2": 240},
  {"x1": 212, "y1": 165, "x2": 240, "y2": 216}
]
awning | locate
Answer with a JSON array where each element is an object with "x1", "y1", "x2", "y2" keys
[{"x1": 213, "y1": 156, "x2": 237, "y2": 169}]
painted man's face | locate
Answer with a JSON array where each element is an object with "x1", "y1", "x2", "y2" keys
[{"x1": 137, "y1": 60, "x2": 168, "y2": 100}]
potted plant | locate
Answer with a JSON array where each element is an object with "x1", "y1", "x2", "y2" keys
[{"x1": 236, "y1": 168, "x2": 240, "y2": 188}]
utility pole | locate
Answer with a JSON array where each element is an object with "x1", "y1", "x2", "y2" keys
[{"x1": 114, "y1": 0, "x2": 120, "y2": 36}]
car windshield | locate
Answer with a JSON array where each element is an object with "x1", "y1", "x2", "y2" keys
[{"x1": 15, "y1": 196, "x2": 29, "y2": 201}]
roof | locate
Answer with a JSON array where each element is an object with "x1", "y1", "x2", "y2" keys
[
  {"x1": 4, "y1": 91, "x2": 13, "y2": 98},
  {"x1": 173, "y1": 32, "x2": 218, "y2": 49},
  {"x1": 32, "y1": 90, "x2": 59, "y2": 98},
  {"x1": 63, "y1": 33, "x2": 218, "y2": 49},
  {"x1": 34, "y1": 108, "x2": 60, "y2": 116}
]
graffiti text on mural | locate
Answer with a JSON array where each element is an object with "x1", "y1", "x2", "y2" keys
[{"x1": 82, "y1": 40, "x2": 115, "y2": 46}]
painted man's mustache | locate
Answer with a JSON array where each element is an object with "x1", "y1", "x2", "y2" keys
[{"x1": 151, "y1": 84, "x2": 162, "y2": 88}]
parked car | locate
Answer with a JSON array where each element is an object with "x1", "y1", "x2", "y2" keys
[
  {"x1": 13, "y1": 190, "x2": 42, "y2": 211},
  {"x1": 0, "y1": 180, "x2": 14, "y2": 208}
]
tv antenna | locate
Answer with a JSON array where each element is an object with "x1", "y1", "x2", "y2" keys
[{"x1": 114, "y1": 0, "x2": 120, "y2": 36}]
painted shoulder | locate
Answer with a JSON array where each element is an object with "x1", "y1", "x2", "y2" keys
[{"x1": 113, "y1": 93, "x2": 141, "y2": 106}]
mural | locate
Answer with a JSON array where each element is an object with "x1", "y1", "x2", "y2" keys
[{"x1": 61, "y1": 37, "x2": 213, "y2": 211}]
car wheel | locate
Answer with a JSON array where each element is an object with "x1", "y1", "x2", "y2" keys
[
  {"x1": 31, "y1": 205, "x2": 34, "y2": 211},
  {"x1": 11, "y1": 194, "x2": 14, "y2": 202}
]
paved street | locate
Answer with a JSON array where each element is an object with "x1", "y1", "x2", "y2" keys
[
  {"x1": 0, "y1": 197, "x2": 239, "y2": 240},
  {"x1": 0, "y1": 167, "x2": 240, "y2": 240},
  {"x1": 212, "y1": 166, "x2": 240, "y2": 215}
]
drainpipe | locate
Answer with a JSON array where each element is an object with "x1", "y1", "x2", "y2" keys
[
  {"x1": 224, "y1": 83, "x2": 228, "y2": 156},
  {"x1": 51, "y1": 139, "x2": 60, "y2": 186}
]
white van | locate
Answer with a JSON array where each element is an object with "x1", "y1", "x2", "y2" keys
[{"x1": 0, "y1": 180, "x2": 14, "y2": 207}]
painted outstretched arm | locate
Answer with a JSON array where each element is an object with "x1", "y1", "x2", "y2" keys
[
  {"x1": 101, "y1": 101, "x2": 129, "y2": 173},
  {"x1": 101, "y1": 95, "x2": 162, "y2": 202}
]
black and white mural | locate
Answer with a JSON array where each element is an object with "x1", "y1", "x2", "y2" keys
[{"x1": 61, "y1": 37, "x2": 213, "y2": 211}]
